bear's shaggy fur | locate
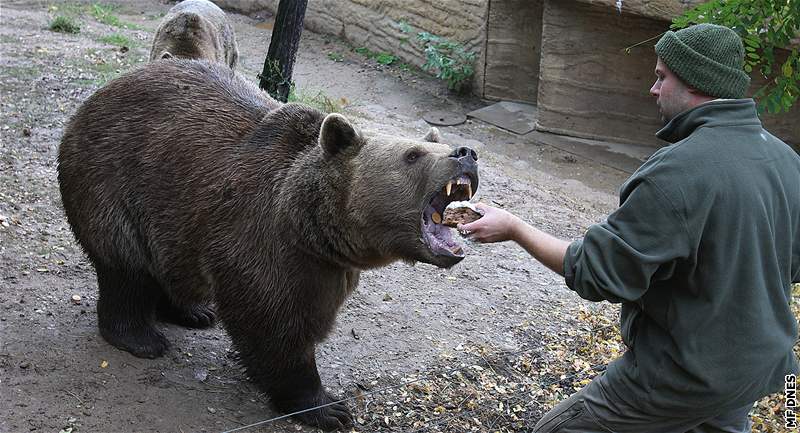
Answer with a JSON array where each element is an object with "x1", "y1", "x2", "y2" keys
[
  {"x1": 150, "y1": 0, "x2": 238, "y2": 68},
  {"x1": 57, "y1": 59, "x2": 478, "y2": 430}
]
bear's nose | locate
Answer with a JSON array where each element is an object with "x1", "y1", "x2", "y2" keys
[{"x1": 450, "y1": 146, "x2": 478, "y2": 162}]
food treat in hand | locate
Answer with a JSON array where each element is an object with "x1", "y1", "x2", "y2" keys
[{"x1": 442, "y1": 201, "x2": 483, "y2": 227}]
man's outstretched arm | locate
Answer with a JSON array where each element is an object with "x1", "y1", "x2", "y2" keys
[{"x1": 458, "y1": 203, "x2": 569, "y2": 276}]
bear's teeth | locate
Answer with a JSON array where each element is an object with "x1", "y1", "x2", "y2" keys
[
  {"x1": 432, "y1": 211, "x2": 442, "y2": 224},
  {"x1": 467, "y1": 184, "x2": 472, "y2": 199},
  {"x1": 446, "y1": 181, "x2": 452, "y2": 196}
]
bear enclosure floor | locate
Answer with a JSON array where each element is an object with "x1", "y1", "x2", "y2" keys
[{"x1": 1, "y1": 1, "x2": 792, "y2": 432}]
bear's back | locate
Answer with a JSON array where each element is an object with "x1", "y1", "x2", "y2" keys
[
  {"x1": 58, "y1": 59, "x2": 310, "y2": 280},
  {"x1": 62, "y1": 59, "x2": 275, "y2": 166}
]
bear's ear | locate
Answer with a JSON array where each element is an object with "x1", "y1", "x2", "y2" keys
[
  {"x1": 423, "y1": 127, "x2": 441, "y2": 143},
  {"x1": 319, "y1": 113, "x2": 361, "y2": 157},
  {"x1": 160, "y1": 51, "x2": 174, "y2": 60}
]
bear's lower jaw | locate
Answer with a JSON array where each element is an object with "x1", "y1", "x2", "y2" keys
[
  {"x1": 422, "y1": 205, "x2": 465, "y2": 262},
  {"x1": 423, "y1": 226, "x2": 464, "y2": 258}
]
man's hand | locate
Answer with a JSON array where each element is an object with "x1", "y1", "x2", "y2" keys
[{"x1": 457, "y1": 203, "x2": 522, "y2": 243}]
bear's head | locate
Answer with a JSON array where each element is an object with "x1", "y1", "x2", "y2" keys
[
  {"x1": 284, "y1": 111, "x2": 479, "y2": 270},
  {"x1": 151, "y1": 13, "x2": 224, "y2": 65}
]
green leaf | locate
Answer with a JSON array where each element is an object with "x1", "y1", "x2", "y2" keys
[
  {"x1": 375, "y1": 53, "x2": 396, "y2": 65},
  {"x1": 767, "y1": 97, "x2": 778, "y2": 113},
  {"x1": 783, "y1": 62, "x2": 794, "y2": 78},
  {"x1": 397, "y1": 20, "x2": 412, "y2": 33},
  {"x1": 744, "y1": 36, "x2": 760, "y2": 48}
]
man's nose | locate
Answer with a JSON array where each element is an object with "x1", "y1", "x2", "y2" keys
[{"x1": 650, "y1": 81, "x2": 659, "y2": 97}]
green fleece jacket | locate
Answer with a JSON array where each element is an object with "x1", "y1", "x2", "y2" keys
[{"x1": 563, "y1": 99, "x2": 800, "y2": 415}]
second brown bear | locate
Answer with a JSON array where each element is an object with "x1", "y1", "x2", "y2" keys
[{"x1": 150, "y1": 0, "x2": 239, "y2": 68}]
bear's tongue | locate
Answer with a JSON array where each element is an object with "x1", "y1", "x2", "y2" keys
[{"x1": 422, "y1": 204, "x2": 463, "y2": 256}]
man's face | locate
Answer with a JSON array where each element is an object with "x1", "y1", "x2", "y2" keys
[{"x1": 650, "y1": 58, "x2": 693, "y2": 124}]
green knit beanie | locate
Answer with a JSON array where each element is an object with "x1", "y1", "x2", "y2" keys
[{"x1": 655, "y1": 23, "x2": 751, "y2": 99}]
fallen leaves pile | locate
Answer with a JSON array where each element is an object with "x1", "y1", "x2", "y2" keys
[
  {"x1": 345, "y1": 305, "x2": 621, "y2": 432},
  {"x1": 345, "y1": 283, "x2": 800, "y2": 432},
  {"x1": 750, "y1": 282, "x2": 800, "y2": 433}
]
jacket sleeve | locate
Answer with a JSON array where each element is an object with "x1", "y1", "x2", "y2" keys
[{"x1": 563, "y1": 177, "x2": 691, "y2": 303}]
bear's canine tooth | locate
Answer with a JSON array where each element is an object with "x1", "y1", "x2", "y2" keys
[
  {"x1": 467, "y1": 184, "x2": 472, "y2": 199},
  {"x1": 446, "y1": 181, "x2": 452, "y2": 196}
]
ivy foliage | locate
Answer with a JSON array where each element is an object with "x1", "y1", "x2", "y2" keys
[{"x1": 673, "y1": 0, "x2": 800, "y2": 114}]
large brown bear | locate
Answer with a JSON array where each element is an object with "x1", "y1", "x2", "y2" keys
[
  {"x1": 57, "y1": 59, "x2": 478, "y2": 430},
  {"x1": 150, "y1": 0, "x2": 239, "y2": 68}
]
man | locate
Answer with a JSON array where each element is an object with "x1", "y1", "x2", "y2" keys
[{"x1": 460, "y1": 23, "x2": 800, "y2": 432}]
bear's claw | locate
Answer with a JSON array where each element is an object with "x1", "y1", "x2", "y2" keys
[
  {"x1": 277, "y1": 390, "x2": 352, "y2": 431},
  {"x1": 99, "y1": 322, "x2": 170, "y2": 359},
  {"x1": 157, "y1": 301, "x2": 217, "y2": 329}
]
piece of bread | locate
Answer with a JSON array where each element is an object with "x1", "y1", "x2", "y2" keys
[{"x1": 442, "y1": 201, "x2": 483, "y2": 227}]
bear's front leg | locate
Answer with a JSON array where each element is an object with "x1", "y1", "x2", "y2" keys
[
  {"x1": 269, "y1": 344, "x2": 352, "y2": 430},
  {"x1": 219, "y1": 300, "x2": 352, "y2": 431}
]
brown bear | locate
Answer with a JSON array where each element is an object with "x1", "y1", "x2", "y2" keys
[
  {"x1": 150, "y1": 0, "x2": 239, "y2": 69},
  {"x1": 57, "y1": 59, "x2": 478, "y2": 430}
]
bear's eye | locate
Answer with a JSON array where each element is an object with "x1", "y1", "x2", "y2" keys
[{"x1": 405, "y1": 150, "x2": 423, "y2": 163}]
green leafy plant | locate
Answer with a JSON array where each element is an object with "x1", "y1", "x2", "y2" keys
[
  {"x1": 49, "y1": 15, "x2": 81, "y2": 34},
  {"x1": 353, "y1": 46, "x2": 396, "y2": 65},
  {"x1": 91, "y1": 4, "x2": 122, "y2": 26},
  {"x1": 396, "y1": 20, "x2": 412, "y2": 46},
  {"x1": 673, "y1": 0, "x2": 800, "y2": 114},
  {"x1": 375, "y1": 52, "x2": 396, "y2": 65},
  {"x1": 99, "y1": 33, "x2": 133, "y2": 47},
  {"x1": 288, "y1": 88, "x2": 345, "y2": 113},
  {"x1": 416, "y1": 31, "x2": 476, "y2": 92},
  {"x1": 354, "y1": 46, "x2": 372, "y2": 57},
  {"x1": 90, "y1": 3, "x2": 142, "y2": 30},
  {"x1": 327, "y1": 51, "x2": 344, "y2": 62},
  {"x1": 258, "y1": 59, "x2": 292, "y2": 101}
]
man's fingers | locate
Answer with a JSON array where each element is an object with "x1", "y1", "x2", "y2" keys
[{"x1": 458, "y1": 221, "x2": 476, "y2": 232}]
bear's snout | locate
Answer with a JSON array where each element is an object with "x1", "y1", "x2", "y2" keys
[{"x1": 449, "y1": 146, "x2": 478, "y2": 162}]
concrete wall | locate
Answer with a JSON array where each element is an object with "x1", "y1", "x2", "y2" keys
[
  {"x1": 215, "y1": 0, "x2": 488, "y2": 90},
  {"x1": 575, "y1": 0, "x2": 704, "y2": 21},
  {"x1": 535, "y1": 0, "x2": 799, "y2": 147},
  {"x1": 483, "y1": 0, "x2": 544, "y2": 104},
  {"x1": 536, "y1": 0, "x2": 667, "y2": 145}
]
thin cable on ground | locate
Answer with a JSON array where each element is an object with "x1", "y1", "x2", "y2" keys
[{"x1": 220, "y1": 323, "x2": 617, "y2": 433}]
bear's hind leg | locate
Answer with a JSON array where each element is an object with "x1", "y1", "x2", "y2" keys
[
  {"x1": 156, "y1": 297, "x2": 216, "y2": 329},
  {"x1": 96, "y1": 267, "x2": 169, "y2": 358}
]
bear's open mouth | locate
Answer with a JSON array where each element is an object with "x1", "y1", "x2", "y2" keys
[{"x1": 421, "y1": 173, "x2": 476, "y2": 257}]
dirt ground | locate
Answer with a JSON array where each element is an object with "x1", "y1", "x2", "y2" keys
[{"x1": 2, "y1": 1, "x2": 787, "y2": 433}]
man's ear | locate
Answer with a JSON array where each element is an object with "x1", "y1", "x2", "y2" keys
[
  {"x1": 319, "y1": 113, "x2": 362, "y2": 157},
  {"x1": 423, "y1": 127, "x2": 441, "y2": 143}
]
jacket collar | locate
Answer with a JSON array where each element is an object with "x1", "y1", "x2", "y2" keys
[{"x1": 655, "y1": 99, "x2": 762, "y2": 144}]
